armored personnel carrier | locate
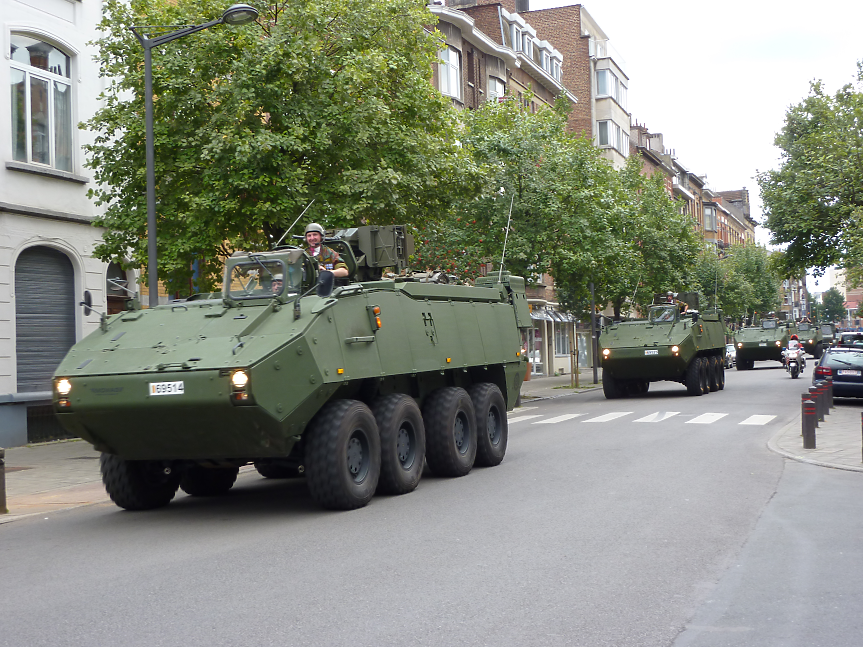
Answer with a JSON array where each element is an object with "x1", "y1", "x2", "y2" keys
[
  {"x1": 795, "y1": 321, "x2": 824, "y2": 358},
  {"x1": 52, "y1": 226, "x2": 531, "y2": 511},
  {"x1": 733, "y1": 317, "x2": 795, "y2": 370},
  {"x1": 599, "y1": 294, "x2": 727, "y2": 398}
]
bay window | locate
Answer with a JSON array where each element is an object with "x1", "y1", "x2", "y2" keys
[{"x1": 438, "y1": 46, "x2": 461, "y2": 100}]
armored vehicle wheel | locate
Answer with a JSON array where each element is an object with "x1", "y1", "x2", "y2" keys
[
  {"x1": 254, "y1": 461, "x2": 302, "y2": 479},
  {"x1": 700, "y1": 357, "x2": 711, "y2": 394},
  {"x1": 306, "y1": 399, "x2": 381, "y2": 510},
  {"x1": 180, "y1": 465, "x2": 239, "y2": 496},
  {"x1": 468, "y1": 383, "x2": 508, "y2": 467},
  {"x1": 640, "y1": 380, "x2": 650, "y2": 394},
  {"x1": 423, "y1": 387, "x2": 477, "y2": 477},
  {"x1": 685, "y1": 358, "x2": 704, "y2": 396},
  {"x1": 100, "y1": 453, "x2": 181, "y2": 511},
  {"x1": 707, "y1": 356, "x2": 720, "y2": 392},
  {"x1": 371, "y1": 394, "x2": 426, "y2": 495},
  {"x1": 717, "y1": 359, "x2": 725, "y2": 390},
  {"x1": 602, "y1": 370, "x2": 624, "y2": 399}
]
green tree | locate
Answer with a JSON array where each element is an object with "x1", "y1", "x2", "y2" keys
[
  {"x1": 821, "y1": 287, "x2": 846, "y2": 322},
  {"x1": 85, "y1": 0, "x2": 474, "y2": 294},
  {"x1": 694, "y1": 243, "x2": 781, "y2": 319},
  {"x1": 758, "y1": 63, "x2": 863, "y2": 283}
]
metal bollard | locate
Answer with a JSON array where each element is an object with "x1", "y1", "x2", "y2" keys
[
  {"x1": 808, "y1": 387, "x2": 821, "y2": 426},
  {"x1": 815, "y1": 381, "x2": 828, "y2": 420},
  {"x1": 0, "y1": 448, "x2": 6, "y2": 515},
  {"x1": 802, "y1": 399, "x2": 817, "y2": 449},
  {"x1": 826, "y1": 376, "x2": 834, "y2": 409}
]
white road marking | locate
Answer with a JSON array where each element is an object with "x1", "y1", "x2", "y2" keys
[
  {"x1": 685, "y1": 413, "x2": 728, "y2": 424},
  {"x1": 507, "y1": 415, "x2": 544, "y2": 424},
  {"x1": 633, "y1": 411, "x2": 680, "y2": 423},
  {"x1": 509, "y1": 407, "x2": 538, "y2": 415},
  {"x1": 533, "y1": 414, "x2": 584, "y2": 424},
  {"x1": 739, "y1": 415, "x2": 777, "y2": 426},
  {"x1": 583, "y1": 412, "x2": 632, "y2": 423}
]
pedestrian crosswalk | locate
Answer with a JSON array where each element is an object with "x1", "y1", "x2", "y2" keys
[{"x1": 507, "y1": 409, "x2": 776, "y2": 427}]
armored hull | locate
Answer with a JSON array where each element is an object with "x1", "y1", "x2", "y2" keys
[
  {"x1": 53, "y1": 227, "x2": 531, "y2": 510},
  {"x1": 733, "y1": 319, "x2": 794, "y2": 369},
  {"x1": 599, "y1": 305, "x2": 726, "y2": 398}
]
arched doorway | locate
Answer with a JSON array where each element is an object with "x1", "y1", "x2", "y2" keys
[{"x1": 15, "y1": 246, "x2": 76, "y2": 392}]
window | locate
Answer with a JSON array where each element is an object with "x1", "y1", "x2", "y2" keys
[
  {"x1": 596, "y1": 69, "x2": 627, "y2": 110},
  {"x1": 488, "y1": 76, "x2": 506, "y2": 100},
  {"x1": 510, "y1": 25, "x2": 522, "y2": 52},
  {"x1": 703, "y1": 206, "x2": 717, "y2": 232},
  {"x1": 555, "y1": 324, "x2": 570, "y2": 356},
  {"x1": 597, "y1": 120, "x2": 628, "y2": 156},
  {"x1": 438, "y1": 46, "x2": 461, "y2": 100},
  {"x1": 10, "y1": 34, "x2": 73, "y2": 172},
  {"x1": 551, "y1": 60, "x2": 561, "y2": 82}
]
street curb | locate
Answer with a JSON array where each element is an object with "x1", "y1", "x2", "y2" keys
[
  {"x1": 767, "y1": 415, "x2": 863, "y2": 474},
  {"x1": 521, "y1": 385, "x2": 602, "y2": 402}
]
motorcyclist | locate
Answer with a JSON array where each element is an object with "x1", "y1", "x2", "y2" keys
[{"x1": 783, "y1": 334, "x2": 805, "y2": 371}]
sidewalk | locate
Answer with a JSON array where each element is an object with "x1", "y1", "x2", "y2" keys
[{"x1": 2, "y1": 377, "x2": 861, "y2": 524}]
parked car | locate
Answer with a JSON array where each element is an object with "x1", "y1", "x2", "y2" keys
[
  {"x1": 724, "y1": 343, "x2": 736, "y2": 368},
  {"x1": 835, "y1": 332, "x2": 863, "y2": 348},
  {"x1": 812, "y1": 347, "x2": 863, "y2": 398}
]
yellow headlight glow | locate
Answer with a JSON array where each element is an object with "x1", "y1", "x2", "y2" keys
[
  {"x1": 737, "y1": 343, "x2": 743, "y2": 348},
  {"x1": 775, "y1": 340, "x2": 782, "y2": 346},
  {"x1": 56, "y1": 378, "x2": 72, "y2": 396},
  {"x1": 602, "y1": 348, "x2": 610, "y2": 357},
  {"x1": 231, "y1": 370, "x2": 249, "y2": 389},
  {"x1": 671, "y1": 346, "x2": 679, "y2": 353}
]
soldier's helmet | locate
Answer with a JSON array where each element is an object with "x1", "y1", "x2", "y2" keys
[{"x1": 304, "y1": 223, "x2": 325, "y2": 236}]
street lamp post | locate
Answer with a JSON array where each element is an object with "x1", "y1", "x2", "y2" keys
[{"x1": 131, "y1": 4, "x2": 258, "y2": 308}]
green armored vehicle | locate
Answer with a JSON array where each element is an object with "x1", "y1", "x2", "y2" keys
[
  {"x1": 733, "y1": 317, "x2": 795, "y2": 370},
  {"x1": 599, "y1": 295, "x2": 727, "y2": 398},
  {"x1": 52, "y1": 225, "x2": 531, "y2": 511},
  {"x1": 795, "y1": 321, "x2": 824, "y2": 358}
]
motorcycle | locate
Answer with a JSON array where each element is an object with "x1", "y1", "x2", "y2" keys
[{"x1": 784, "y1": 347, "x2": 805, "y2": 379}]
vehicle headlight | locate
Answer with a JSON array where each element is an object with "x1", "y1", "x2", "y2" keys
[
  {"x1": 56, "y1": 378, "x2": 72, "y2": 396},
  {"x1": 602, "y1": 348, "x2": 610, "y2": 357},
  {"x1": 737, "y1": 343, "x2": 743, "y2": 348},
  {"x1": 808, "y1": 339, "x2": 813, "y2": 344},
  {"x1": 231, "y1": 370, "x2": 249, "y2": 389},
  {"x1": 671, "y1": 346, "x2": 679, "y2": 354},
  {"x1": 775, "y1": 341, "x2": 782, "y2": 346}
]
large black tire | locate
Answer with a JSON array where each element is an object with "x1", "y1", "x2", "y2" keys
[
  {"x1": 254, "y1": 461, "x2": 302, "y2": 479},
  {"x1": 423, "y1": 387, "x2": 477, "y2": 477},
  {"x1": 700, "y1": 357, "x2": 710, "y2": 394},
  {"x1": 717, "y1": 359, "x2": 726, "y2": 390},
  {"x1": 371, "y1": 394, "x2": 426, "y2": 495},
  {"x1": 707, "y1": 356, "x2": 720, "y2": 392},
  {"x1": 180, "y1": 465, "x2": 239, "y2": 496},
  {"x1": 685, "y1": 357, "x2": 704, "y2": 396},
  {"x1": 100, "y1": 453, "x2": 181, "y2": 511},
  {"x1": 468, "y1": 383, "x2": 508, "y2": 468},
  {"x1": 602, "y1": 369, "x2": 624, "y2": 399},
  {"x1": 306, "y1": 399, "x2": 381, "y2": 510},
  {"x1": 736, "y1": 358, "x2": 746, "y2": 371}
]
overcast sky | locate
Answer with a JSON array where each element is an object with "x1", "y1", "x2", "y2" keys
[{"x1": 529, "y1": 0, "x2": 863, "y2": 290}]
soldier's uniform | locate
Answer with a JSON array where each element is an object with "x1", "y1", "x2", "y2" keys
[{"x1": 309, "y1": 245, "x2": 348, "y2": 273}]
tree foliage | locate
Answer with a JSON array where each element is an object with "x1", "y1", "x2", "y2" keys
[
  {"x1": 694, "y1": 243, "x2": 782, "y2": 319},
  {"x1": 821, "y1": 287, "x2": 847, "y2": 322},
  {"x1": 85, "y1": 0, "x2": 474, "y2": 294},
  {"x1": 758, "y1": 63, "x2": 863, "y2": 284}
]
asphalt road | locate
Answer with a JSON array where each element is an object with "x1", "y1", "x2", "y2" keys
[{"x1": 2, "y1": 362, "x2": 860, "y2": 647}]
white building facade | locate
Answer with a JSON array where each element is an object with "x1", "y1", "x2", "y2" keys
[{"x1": 1, "y1": 0, "x2": 128, "y2": 446}]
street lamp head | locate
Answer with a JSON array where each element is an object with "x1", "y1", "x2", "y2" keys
[{"x1": 222, "y1": 3, "x2": 259, "y2": 26}]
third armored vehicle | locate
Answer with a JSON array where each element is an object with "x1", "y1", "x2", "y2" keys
[
  {"x1": 599, "y1": 295, "x2": 727, "y2": 398},
  {"x1": 795, "y1": 321, "x2": 824, "y2": 358},
  {"x1": 52, "y1": 225, "x2": 531, "y2": 511},
  {"x1": 733, "y1": 317, "x2": 795, "y2": 370}
]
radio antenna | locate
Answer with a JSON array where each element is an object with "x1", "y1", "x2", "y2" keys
[
  {"x1": 274, "y1": 198, "x2": 316, "y2": 248},
  {"x1": 498, "y1": 195, "x2": 515, "y2": 282}
]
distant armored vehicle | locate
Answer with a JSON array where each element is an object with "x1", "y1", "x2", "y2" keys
[
  {"x1": 820, "y1": 322, "x2": 837, "y2": 347},
  {"x1": 599, "y1": 294, "x2": 727, "y2": 398},
  {"x1": 733, "y1": 317, "x2": 796, "y2": 369},
  {"x1": 795, "y1": 321, "x2": 824, "y2": 358},
  {"x1": 53, "y1": 226, "x2": 531, "y2": 511}
]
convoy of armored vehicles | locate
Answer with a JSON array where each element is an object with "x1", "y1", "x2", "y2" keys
[
  {"x1": 733, "y1": 317, "x2": 795, "y2": 370},
  {"x1": 598, "y1": 294, "x2": 727, "y2": 398},
  {"x1": 53, "y1": 226, "x2": 531, "y2": 511}
]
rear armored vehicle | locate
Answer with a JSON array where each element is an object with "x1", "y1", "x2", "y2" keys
[
  {"x1": 733, "y1": 317, "x2": 795, "y2": 369},
  {"x1": 599, "y1": 294, "x2": 727, "y2": 398},
  {"x1": 52, "y1": 226, "x2": 531, "y2": 511}
]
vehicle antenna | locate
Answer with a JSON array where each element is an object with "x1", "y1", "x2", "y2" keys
[
  {"x1": 273, "y1": 198, "x2": 316, "y2": 248},
  {"x1": 498, "y1": 195, "x2": 515, "y2": 283}
]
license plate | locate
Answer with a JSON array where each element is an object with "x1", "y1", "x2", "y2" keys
[
  {"x1": 837, "y1": 370, "x2": 861, "y2": 377},
  {"x1": 759, "y1": 342, "x2": 767, "y2": 346},
  {"x1": 149, "y1": 381, "x2": 185, "y2": 396},
  {"x1": 644, "y1": 349, "x2": 659, "y2": 355}
]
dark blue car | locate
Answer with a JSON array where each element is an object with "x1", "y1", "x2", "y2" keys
[{"x1": 813, "y1": 347, "x2": 863, "y2": 398}]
